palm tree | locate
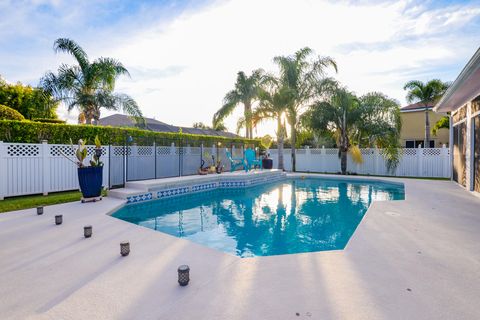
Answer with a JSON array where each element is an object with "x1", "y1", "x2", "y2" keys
[
  {"x1": 403, "y1": 79, "x2": 449, "y2": 148},
  {"x1": 273, "y1": 47, "x2": 337, "y2": 171},
  {"x1": 251, "y1": 77, "x2": 294, "y2": 170},
  {"x1": 40, "y1": 38, "x2": 143, "y2": 125},
  {"x1": 213, "y1": 70, "x2": 264, "y2": 139},
  {"x1": 303, "y1": 82, "x2": 401, "y2": 175}
]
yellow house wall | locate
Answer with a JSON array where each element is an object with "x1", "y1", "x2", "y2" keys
[{"x1": 400, "y1": 110, "x2": 449, "y2": 147}]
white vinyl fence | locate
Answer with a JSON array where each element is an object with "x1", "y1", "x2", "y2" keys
[
  {"x1": 124, "y1": 144, "x2": 233, "y2": 181},
  {"x1": 0, "y1": 141, "x2": 451, "y2": 199},
  {"x1": 0, "y1": 141, "x2": 111, "y2": 200},
  {"x1": 269, "y1": 146, "x2": 451, "y2": 178},
  {"x1": 0, "y1": 141, "x2": 241, "y2": 199}
]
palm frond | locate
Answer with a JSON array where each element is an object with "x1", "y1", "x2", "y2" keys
[
  {"x1": 236, "y1": 116, "x2": 246, "y2": 135},
  {"x1": 349, "y1": 145, "x2": 363, "y2": 164},
  {"x1": 91, "y1": 57, "x2": 130, "y2": 91},
  {"x1": 432, "y1": 116, "x2": 449, "y2": 136},
  {"x1": 213, "y1": 90, "x2": 240, "y2": 125},
  {"x1": 54, "y1": 38, "x2": 89, "y2": 71}
]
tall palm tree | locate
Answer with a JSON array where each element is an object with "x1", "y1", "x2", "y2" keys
[
  {"x1": 403, "y1": 79, "x2": 449, "y2": 148},
  {"x1": 273, "y1": 47, "x2": 337, "y2": 171},
  {"x1": 40, "y1": 38, "x2": 143, "y2": 125},
  {"x1": 252, "y1": 77, "x2": 294, "y2": 170},
  {"x1": 303, "y1": 82, "x2": 401, "y2": 174},
  {"x1": 213, "y1": 70, "x2": 264, "y2": 139}
]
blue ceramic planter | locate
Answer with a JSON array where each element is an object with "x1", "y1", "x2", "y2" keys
[
  {"x1": 262, "y1": 158, "x2": 273, "y2": 169},
  {"x1": 78, "y1": 166, "x2": 103, "y2": 198}
]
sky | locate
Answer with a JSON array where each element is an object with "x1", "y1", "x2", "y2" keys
[{"x1": 1, "y1": 0, "x2": 480, "y2": 137}]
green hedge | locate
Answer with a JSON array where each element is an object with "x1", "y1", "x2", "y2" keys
[
  {"x1": 0, "y1": 120, "x2": 260, "y2": 146},
  {"x1": 0, "y1": 105, "x2": 25, "y2": 121}
]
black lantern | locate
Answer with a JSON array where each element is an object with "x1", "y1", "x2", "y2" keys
[
  {"x1": 178, "y1": 265, "x2": 190, "y2": 286},
  {"x1": 120, "y1": 241, "x2": 130, "y2": 256},
  {"x1": 55, "y1": 215, "x2": 63, "y2": 225},
  {"x1": 84, "y1": 225, "x2": 92, "y2": 238},
  {"x1": 37, "y1": 206, "x2": 44, "y2": 215}
]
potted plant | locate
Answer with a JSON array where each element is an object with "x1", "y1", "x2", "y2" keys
[
  {"x1": 260, "y1": 135, "x2": 274, "y2": 169},
  {"x1": 61, "y1": 136, "x2": 104, "y2": 202}
]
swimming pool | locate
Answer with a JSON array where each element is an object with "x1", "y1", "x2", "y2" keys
[{"x1": 112, "y1": 178, "x2": 404, "y2": 257}]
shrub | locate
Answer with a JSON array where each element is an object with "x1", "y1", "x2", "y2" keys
[
  {"x1": 0, "y1": 105, "x2": 25, "y2": 121},
  {"x1": 0, "y1": 120, "x2": 260, "y2": 146},
  {"x1": 0, "y1": 81, "x2": 58, "y2": 119},
  {"x1": 32, "y1": 118, "x2": 66, "y2": 124}
]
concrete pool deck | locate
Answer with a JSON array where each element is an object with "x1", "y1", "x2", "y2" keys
[{"x1": 0, "y1": 174, "x2": 479, "y2": 319}]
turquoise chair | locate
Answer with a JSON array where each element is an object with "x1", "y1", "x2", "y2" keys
[
  {"x1": 245, "y1": 148, "x2": 262, "y2": 171},
  {"x1": 226, "y1": 149, "x2": 246, "y2": 172}
]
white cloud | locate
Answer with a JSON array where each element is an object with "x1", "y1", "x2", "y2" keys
[
  {"x1": 2, "y1": 0, "x2": 480, "y2": 137},
  {"x1": 105, "y1": 0, "x2": 480, "y2": 136}
]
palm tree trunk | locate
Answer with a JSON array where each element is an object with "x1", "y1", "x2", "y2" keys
[
  {"x1": 340, "y1": 147, "x2": 348, "y2": 175},
  {"x1": 290, "y1": 123, "x2": 296, "y2": 172},
  {"x1": 340, "y1": 128, "x2": 349, "y2": 175},
  {"x1": 277, "y1": 116, "x2": 284, "y2": 171},
  {"x1": 245, "y1": 102, "x2": 252, "y2": 139},
  {"x1": 85, "y1": 108, "x2": 94, "y2": 125},
  {"x1": 424, "y1": 107, "x2": 430, "y2": 148}
]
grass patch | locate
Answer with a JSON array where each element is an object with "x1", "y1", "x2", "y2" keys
[{"x1": 1, "y1": 191, "x2": 83, "y2": 213}]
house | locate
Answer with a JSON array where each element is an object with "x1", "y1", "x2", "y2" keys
[
  {"x1": 400, "y1": 102, "x2": 449, "y2": 148},
  {"x1": 98, "y1": 114, "x2": 239, "y2": 139},
  {"x1": 434, "y1": 47, "x2": 480, "y2": 193}
]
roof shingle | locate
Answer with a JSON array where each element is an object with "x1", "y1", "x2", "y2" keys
[
  {"x1": 401, "y1": 101, "x2": 435, "y2": 111},
  {"x1": 98, "y1": 114, "x2": 239, "y2": 138}
]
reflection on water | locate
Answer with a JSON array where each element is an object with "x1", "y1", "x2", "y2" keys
[{"x1": 113, "y1": 179, "x2": 404, "y2": 257}]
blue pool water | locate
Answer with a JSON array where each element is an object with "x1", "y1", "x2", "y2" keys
[{"x1": 112, "y1": 178, "x2": 404, "y2": 257}]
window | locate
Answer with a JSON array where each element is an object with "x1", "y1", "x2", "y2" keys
[
  {"x1": 405, "y1": 140, "x2": 435, "y2": 148},
  {"x1": 405, "y1": 140, "x2": 415, "y2": 148}
]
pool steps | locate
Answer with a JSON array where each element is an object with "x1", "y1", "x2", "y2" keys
[{"x1": 108, "y1": 170, "x2": 286, "y2": 204}]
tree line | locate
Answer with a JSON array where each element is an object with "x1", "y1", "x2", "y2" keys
[
  {"x1": 213, "y1": 47, "x2": 451, "y2": 174},
  {"x1": 213, "y1": 47, "x2": 403, "y2": 174}
]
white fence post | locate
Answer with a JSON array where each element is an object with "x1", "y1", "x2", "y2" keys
[
  {"x1": 374, "y1": 148, "x2": 380, "y2": 175},
  {"x1": 123, "y1": 144, "x2": 128, "y2": 185},
  {"x1": 103, "y1": 145, "x2": 110, "y2": 189},
  {"x1": 417, "y1": 145, "x2": 423, "y2": 177},
  {"x1": 305, "y1": 146, "x2": 311, "y2": 172},
  {"x1": 0, "y1": 141, "x2": 6, "y2": 200},
  {"x1": 321, "y1": 146, "x2": 325, "y2": 172},
  {"x1": 442, "y1": 144, "x2": 449, "y2": 178},
  {"x1": 42, "y1": 140, "x2": 50, "y2": 196}
]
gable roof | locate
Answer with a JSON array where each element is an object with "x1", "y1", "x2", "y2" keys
[
  {"x1": 98, "y1": 114, "x2": 239, "y2": 138},
  {"x1": 401, "y1": 101, "x2": 435, "y2": 112}
]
